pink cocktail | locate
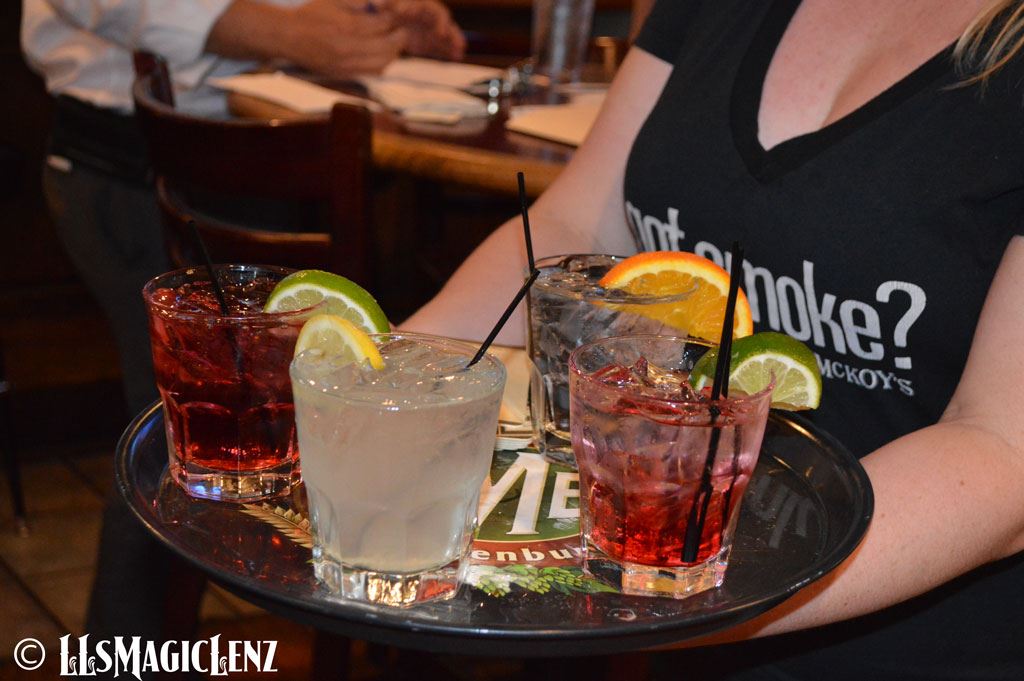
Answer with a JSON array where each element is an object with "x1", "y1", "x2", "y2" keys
[
  {"x1": 144, "y1": 265, "x2": 315, "y2": 501},
  {"x1": 569, "y1": 335, "x2": 772, "y2": 598}
]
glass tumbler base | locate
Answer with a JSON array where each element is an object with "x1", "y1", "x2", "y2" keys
[
  {"x1": 534, "y1": 428, "x2": 577, "y2": 468},
  {"x1": 170, "y1": 457, "x2": 295, "y2": 502},
  {"x1": 314, "y1": 556, "x2": 467, "y2": 608},
  {"x1": 583, "y1": 539, "x2": 729, "y2": 599}
]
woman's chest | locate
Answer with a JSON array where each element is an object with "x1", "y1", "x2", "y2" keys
[{"x1": 758, "y1": 0, "x2": 989, "y2": 149}]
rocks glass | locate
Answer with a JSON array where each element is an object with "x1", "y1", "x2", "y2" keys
[
  {"x1": 291, "y1": 333, "x2": 506, "y2": 607},
  {"x1": 569, "y1": 335, "x2": 773, "y2": 598},
  {"x1": 144, "y1": 265, "x2": 313, "y2": 501},
  {"x1": 526, "y1": 254, "x2": 692, "y2": 465}
]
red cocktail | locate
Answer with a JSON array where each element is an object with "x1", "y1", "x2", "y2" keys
[
  {"x1": 569, "y1": 335, "x2": 772, "y2": 598},
  {"x1": 144, "y1": 265, "x2": 316, "y2": 501}
]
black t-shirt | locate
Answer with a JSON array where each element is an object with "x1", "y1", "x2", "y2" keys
[{"x1": 626, "y1": 0, "x2": 1024, "y2": 679}]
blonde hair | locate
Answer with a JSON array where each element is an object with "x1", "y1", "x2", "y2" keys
[{"x1": 955, "y1": 1, "x2": 1024, "y2": 84}]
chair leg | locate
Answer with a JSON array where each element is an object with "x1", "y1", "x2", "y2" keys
[
  {"x1": 0, "y1": 377, "x2": 27, "y2": 535},
  {"x1": 310, "y1": 630, "x2": 350, "y2": 681}
]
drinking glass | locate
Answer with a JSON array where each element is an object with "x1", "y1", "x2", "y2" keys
[
  {"x1": 531, "y1": 0, "x2": 595, "y2": 85},
  {"x1": 569, "y1": 335, "x2": 773, "y2": 598},
  {"x1": 291, "y1": 333, "x2": 506, "y2": 607},
  {"x1": 144, "y1": 265, "x2": 315, "y2": 501},
  {"x1": 526, "y1": 254, "x2": 693, "y2": 465}
]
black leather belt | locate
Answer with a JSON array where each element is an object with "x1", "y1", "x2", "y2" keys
[{"x1": 49, "y1": 94, "x2": 152, "y2": 184}]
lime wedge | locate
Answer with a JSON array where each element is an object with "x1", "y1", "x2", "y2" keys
[
  {"x1": 294, "y1": 314, "x2": 385, "y2": 369},
  {"x1": 265, "y1": 270, "x2": 389, "y2": 333},
  {"x1": 690, "y1": 332, "x2": 822, "y2": 410}
]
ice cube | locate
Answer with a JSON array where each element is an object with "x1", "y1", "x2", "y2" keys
[
  {"x1": 592, "y1": 363, "x2": 638, "y2": 387},
  {"x1": 676, "y1": 380, "x2": 701, "y2": 402},
  {"x1": 562, "y1": 254, "x2": 617, "y2": 272}
]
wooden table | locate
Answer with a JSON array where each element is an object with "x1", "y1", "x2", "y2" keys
[{"x1": 228, "y1": 87, "x2": 574, "y2": 198}]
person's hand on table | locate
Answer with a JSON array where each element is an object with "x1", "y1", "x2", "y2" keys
[
  {"x1": 208, "y1": 0, "x2": 409, "y2": 79},
  {"x1": 282, "y1": 0, "x2": 409, "y2": 77},
  {"x1": 389, "y1": 0, "x2": 467, "y2": 61},
  {"x1": 207, "y1": 0, "x2": 465, "y2": 79}
]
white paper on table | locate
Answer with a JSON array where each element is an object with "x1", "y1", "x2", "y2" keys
[
  {"x1": 381, "y1": 58, "x2": 503, "y2": 90},
  {"x1": 505, "y1": 91, "x2": 607, "y2": 147},
  {"x1": 207, "y1": 72, "x2": 382, "y2": 114},
  {"x1": 360, "y1": 77, "x2": 489, "y2": 121}
]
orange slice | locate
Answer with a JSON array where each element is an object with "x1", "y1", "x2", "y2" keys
[{"x1": 598, "y1": 251, "x2": 754, "y2": 342}]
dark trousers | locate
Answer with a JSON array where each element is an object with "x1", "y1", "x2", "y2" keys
[
  {"x1": 43, "y1": 98, "x2": 173, "y2": 645},
  {"x1": 42, "y1": 159, "x2": 164, "y2": 414}
]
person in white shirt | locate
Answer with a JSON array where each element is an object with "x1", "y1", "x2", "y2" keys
[
  {"x1": 23, "y1": 0, "x2": 464, "y2": 407},
  {"x1": 21, "y1": 0, "x2": 465, "y2": 652},
  {"x1": 23, "y1": 0, "x2": 464, "y2": 113}
]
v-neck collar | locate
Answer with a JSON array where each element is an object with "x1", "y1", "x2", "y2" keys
[{"x1": 730, "y1": 0, "x2": 957, "y2": 183}]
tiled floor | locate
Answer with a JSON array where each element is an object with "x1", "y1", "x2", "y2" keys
[{"x1": 0, "y1": 445, "x2": 358, "y2": 680}]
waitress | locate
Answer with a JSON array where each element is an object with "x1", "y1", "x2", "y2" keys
[{"x1": 404, "y1": 0, "x2": 1024, "y2": 678}]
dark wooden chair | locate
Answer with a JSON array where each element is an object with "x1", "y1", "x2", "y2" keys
[{"x1": 131, "y1": 61, "x2": 375, "y2": 288}]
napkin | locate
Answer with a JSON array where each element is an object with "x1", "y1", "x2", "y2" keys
[
  {"x1": 487, "y1": 346, "x2": 532, "y2": 426},
  {"x1": 207, "y1": 72, "x2": 382, "y2": 114},
  {"x1": 381, "y1": 58, "x2": 503, "y2": 90},
  {"x1": 506, "y1": 91, "x2": 606, "y2": 147},
  {"x1": 359, "y1": 78, "x2": 489, "y2": 122},
  {"x1": 488, "y1": 346, "x2": 534, "y2": 451}
]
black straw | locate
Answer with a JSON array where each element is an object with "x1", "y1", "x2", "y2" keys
[
  {"x1": 712, "y1": 245, "x2": 744, "y2": 400},
  {"x1": 466, "y1": 171, "x2": 540, "y2": 368},
  {"x1": 517, "y1": 171, "x2": 536, "y2": 273},
  {"x1": 682, "y1": 242, "x2": 744, "y2": 563},
  {"x1": 188, "y1": 219, "x2": 248, "y2": 382},
  {"x1": 188, "y1": 220, "x2": 230, "y2": 315},
  {"x1": 467, "y1": 269, "x2": 540, "y2": 367}
]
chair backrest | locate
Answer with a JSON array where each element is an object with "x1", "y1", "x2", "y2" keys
[{"x1": 132, "y1": 67, "x2": 375, "y2": 287}]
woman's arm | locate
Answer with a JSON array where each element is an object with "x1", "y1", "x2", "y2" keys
[
  {"x1": 676, "y1": 236, "x2": 1024, "y2": 645},
  {"x1": 401, "y1": 48, "x2": 672, "y2": 343}
]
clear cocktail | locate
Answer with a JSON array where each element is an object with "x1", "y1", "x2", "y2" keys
[
  {"x1": 526, "y1": 254, "x2": 693, "y2": 463},
  {"x1": 144, "y1": 265, "x2": 314, "y2": 501},
  {"x1": 569, "y1": 335, "x2": 772, "y2": 598},
  {"x1": 291, "y1": 333, "x2": 506, "y2": 607}
]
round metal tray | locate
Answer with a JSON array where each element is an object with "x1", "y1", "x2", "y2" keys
[{"x1": 117, "y1": 403, "x2": 872, "y2": 656}]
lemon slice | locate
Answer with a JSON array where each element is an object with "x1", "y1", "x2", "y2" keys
[
  {"x1": 690, "y1": 332, "x2": 822, "y2": 410},
  {"x1": 265, "y1": 270, "x2": 389, "y2": 333},
  {"x1": 294, "y1": 314, "x2": 385, "y2": 369},
  {"x1": 598, "y1": 251, "x2": 753, "y2": 342}
]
